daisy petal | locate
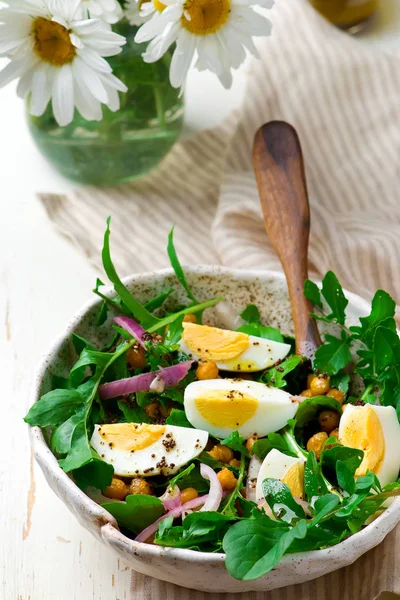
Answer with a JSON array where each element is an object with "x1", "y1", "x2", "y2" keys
[{"x1": 52, "y1": 63, "x2": 74, "y2": 126}]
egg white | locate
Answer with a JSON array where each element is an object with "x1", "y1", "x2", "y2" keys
[
  {"x1": 184, "y1": 379, "x2": 298, "y2": 439},
  {"x1": 256, "y1": 449, "x2": 305, "y2": 502},
  {"x1": 90, "y1": 424, "x2": 209, "y2": 477},
  {"x1": 179, "y1": 333, "x2": 291, "y2": 372},
  {"x1": 339, "y1": 404, "x2": 400, "y2": 487}
]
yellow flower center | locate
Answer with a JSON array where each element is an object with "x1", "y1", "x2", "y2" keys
[
  {"x1": 32, "y1": 17, "x2": 76, "y2": 66},
  {"x1": 153, "y1": 0, "x2": 167, "y2": 12},
  {"x1": 182, "y1": 0, "x2": 231, "y2": 35}
]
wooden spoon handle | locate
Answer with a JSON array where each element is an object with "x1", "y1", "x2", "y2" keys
[{"x1": 252, "y1": 121, "x2": 320, "y2": 359}]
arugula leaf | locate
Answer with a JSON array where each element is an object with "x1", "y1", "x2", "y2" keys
[
  {"x1": 310, "y1": 494, "x2": 340, "y2": 526},
  {"x1": 118, "y1": 399, "x2": 150, "y2": 424},
  {"x1": 51, "y1": 407, "x2": 86, "y2": 454},
  {"x1": 169, "y1": 463, "x2": 209, "y2": 494},
  {"x1": 24, "y1": 389, "x2": 84, "y2": 427},
  {"x1": 72, "y1": 333, "x2": 96, "y2": 355},
  {"x1": 321, "y1": 271, "x2": 348, "y2": 325},
  {"x1": 261, "y1": 355, "x2": 304, "y2": 389},
  {"x1": 373, "y1": 326, "x2": 400, "y2": 379},
  {"x1": 321, "y1": 445, "x2": 363, "y2": 477},
  {"x1": 102, "y1": 218, "x2": 157, "y2": 328},
  {"x1": 156, "y1": 511, "x2": 233, "y2": 549},
  {"x1": 169, "y1": 463, "x2": 195, "y2": 488},
  {"x1": 147, "y1": 297, "x2": 223, "y2": 334},
  {"x1": 295, "y1": 396, "x2": 342, "y2": 431},
  {"x1": 221, "y1": 431, "x2": 251, "y2": 457},
  {"x1": 240, "y1": 304, "x2": 261, "y2": 324},
  {"x1": 262, "y1": 479, "x2": 305, "y2": 523},
  {"x1": 313, "y1": 331, "x2": 353, "y2": 375},
  {"x1": 164, "y1": 315, "x2": 184, "y2": 346},
  {"x1": 73, "y1": 452, "x2": 114, "y2": 491},
  {"x1": 222, "y1": 453, "x2": 246, "y2": 517},
  {"x1": 224, "y1": 518, "x2": 307, "y2": 581},
  {"x1": 354, "y1": 471, "x2": 376, "y2": 493},
  {"x1": 69, "y1": 349, "x2": 112, "y2": 387},
  {"x1": 167, "y1": 228, "x2": 197, "y2": 303},
  {"x1": 252, "y1": 432, "x2": 297, "y2": 460},
  {"x1": 336, "y1": 460, "x2": 355, "y2": 494},
  {"x1": 102, "y1": 495, "x2": 164, "y2": 533},
  {"x1": 144, "y1": 290, "x2": 174, "y2": 312},
  {"x1": 196, "y1": 451, "x2": 240, "y2": 475},
  {"x1": 166, "y1": 408, "x2": 193, "y2": 428},
  {"x1": 353, "y1": 290, "x2": 396, "y2": 344},
  {"x1": 304, "y1": 451, "x2": 329, "y2": 500},
  {"x1": 237, "y1": 323, "x2": 285, "y2": 343},
  {"x1": 92, "y1": 278, "x2": 130, "y2": 321},
  {"x1": 304, "y1": 280, "x2": 323, "y2": 309},
  {"x1": 330, "y1": 371, "x2": 350, "y2": 393}
]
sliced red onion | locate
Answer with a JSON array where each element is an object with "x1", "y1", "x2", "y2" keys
[
  {"x1": 98, "y1": 360, "x2": 193, "y2": 400},
  {"x1": 199, "y1": 463, "x2": 223, "y2": 512},
  {"x1": 149, "y1": 375, "x2": 165, "y2": 394},
  {"x1": 134, "y1": 493, "x2": 210, "y2": 543},
  {"x1": 294, "y1": 496, "x2": 312, "y2": 517},
  {"x1": 160, "y1": 486, "x2": 181, "y2": 511},
  {"x1": 290, "y1": 395, "x2": 307, "y2": 404},
  {"x1": 246, "y1": 455, "x2": 262, "y2": 502},
  {"x1": 114, "y1": 316, "x2": 147, "y2": 348}
]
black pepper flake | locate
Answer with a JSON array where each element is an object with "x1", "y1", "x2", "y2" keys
[
  {"x1": 162, "y1": 438, "x2": 177, "y2": 452},
  {"x1": 108, "y1": 442, "x2": 113, "y2": 448}
]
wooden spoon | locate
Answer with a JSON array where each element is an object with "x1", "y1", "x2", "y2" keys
[{"x1": 252, "y1": 121, "x2": 321, "y2": 360}]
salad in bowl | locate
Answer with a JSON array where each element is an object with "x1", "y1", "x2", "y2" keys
[{"x1": 26, "y1": 219, "x2": 400, "y2": 585}]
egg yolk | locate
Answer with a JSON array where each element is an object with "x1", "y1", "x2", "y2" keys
[
  {"x1": 182, "y1": 323, "x2": 250, "y2": 361},
  {"x1": 282, "y1": 462, "x2": 305, "y2": 499},
  {"x1": 98, "y1": 423, "x2": 166, "y2": 452},
  {"x1": 195, "y1": 390, "x2": 258, "y2": 428},
  {"x1": 339, "y1": 405, "x2": 385, "y2": 477}
]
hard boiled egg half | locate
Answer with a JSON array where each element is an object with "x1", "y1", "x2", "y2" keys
[
  {"x1": 178, "y1": 323, "x2": 291, "y2": 372},
  {"x1": 184, "y1": 379, "x2": 298, "y2": 439},
  {"x1": 256, "y1": 449, "x2": 306, "y2": 501},
  {"x1": 90, "y1": 423, "x2": 208, "y2": 477},
  {"x1": 339, "y1": 404, "x2": 400, "y2": 487}
]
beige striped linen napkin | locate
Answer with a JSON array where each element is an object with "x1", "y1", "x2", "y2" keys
[{"x1": 40, "y1": 0, "x2": 400, "y2": 597}]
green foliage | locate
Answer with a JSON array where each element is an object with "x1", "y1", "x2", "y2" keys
[
  {"x1": 167, "y1": 228, "x2": 197, "y2": 303},
  {"x1": 261, "y1": 355, "x2": 304, "y2": 389},
  {"x1": 102, "y1": 495, "x2": 164, "y2": 533}
]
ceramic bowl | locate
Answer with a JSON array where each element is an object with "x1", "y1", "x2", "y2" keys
[{"x1": 29, "y1": 266, "x2": 400, "y2": 593}]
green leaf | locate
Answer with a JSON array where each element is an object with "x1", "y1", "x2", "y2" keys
[
  {"x1": 73, "y1": 453, "x2": 114, "y2": 491},
  {"x1": 304, "y1": 280, "x2": 323, "y2": 309},
  {"x1": 262, "y1": 479, "x2": 305, "y2": 523},
  {"x1": 224, "y1": 518, "x2": 307, "y2": 581},
  {"x1": 304, "y1": 451, "x2": 329, "y2": 500},
  {"x1": 321, "y1": 445, "x2": 363, "y2": 476},
  {"x1": 51, "y1": 407, "x2": 86, "y2": 455},
  {"x1": 355, "y1": 471, "x2": 376, "y2": 493},
  {"x1": 167, "y1": 228, "x2": 196, "y2": 303},
  {"x1": 118, "y1": 400, "x2": 150, "y2": 424},
  {"x1": 240, "y1": 304, "x2": 261, "y2": 324},
  {"x1": 330, "y1": 372, "x2": 351, "y2": 393},
  {"x1": 261, "y1": 355, "x2": 304, "y2": 389},
  {"x1": 69, "y1": 349, "x2": 111, "y2": 387},
  {"x1": 102, "y1": 495, "x2": 164, "y2": 534},
  {"x1": 373, "y1": 326, "x2": 400, "y2": 378},
  {"x1": 321, "y1": 271, "x2": 348, "y2": 325},
  {"x1": 145, "y1": 290, "x2": 174, "y2": 312},
  {"x1": 169, "y1": 463, "x2": 209, "y2": 494},
  {"x1": 164, "y1": 315, "x2": 184, "y2": 346},
  {"x1": 295, "y1": 396, "x2": 342, "y2": 431},
  {"x1": 336, "y1": 460, "x2": 355, "y2": 494},
  {"x1": 310, "y1": 494, "x2": 340, "y2": 526},
  {"x1": 221, "y1": 431, "x2": 251, "y2": 457},
  {"x1": 313, "y1": 332, "x2": 353, "y2": 375},
  {"x1": 96, "y1": 301, "x2": 109, "y2": 326},
  {"x1": 155, "y1": 511, "x2": 233, "y2": 549},
  {"x1": 196, "y1": 451, "x2": 240, "y2": 476},
  {"x1": 166, "y1": 408, "x2": 193, "y2": 428},
  {"x1": 102, "y1": 217, "x2": 157, "y2": 328},
  {"x1": 252, "y1": 433, "x2": 297, "y2": 460},
  {"x1": 356, "y1": 290, "x2": 396, "y2": 343},
  {"x1": 147, "y1": 297, "x2": 223, "y2": 334},
  {"x1": 24, "y1": 389, "x2": 83, "y2": 427},
  {"x1": 72, "y1": 333, "x2": 96, "y2": 355},
  {"x1": 335, "y1": 493, "x2": 368, "y2": 518},
  {"x1": 169, "y1": 463, "x2": 195, "y2": 488},
  {"x1": 237, "y1": 323, "x2": 285, "y2": 343},
  {"x1": 58, "y1": 418, "x2": 93, "y2": 473}
]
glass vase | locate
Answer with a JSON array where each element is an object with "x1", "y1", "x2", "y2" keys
[
  {"x1": 27, "y1": 21, "x2": 184, "y2": 185},
  {"x1": 309, "y1": 0, "x2": 379, "y2": 31}
]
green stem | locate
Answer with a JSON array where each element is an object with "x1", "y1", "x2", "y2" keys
[
  {"x1": 147, "y1": 297, "x2": 224, "y2": 333},
  {"x1": 222, "y1": 453, "x2": 246, "y2": 515},
  {"x1": 92, "y1": 288, "x2": 130, "y2": 317},
  {"x1": 153, "y1": 85, "x2": 166, "y2": 127},
  {"x1": 360, "y1": 384, "x2": 374, "y2": 401},
  {"x1": 365, "y1": 489, "x2": 400, "y2": 502}
]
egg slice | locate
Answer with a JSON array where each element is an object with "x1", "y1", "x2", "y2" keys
[
  {"x1": 178, "y1": 323, "x2": 291, "y2": 372},
  {"x1": 90, "y1": 423, "x2": 208, "y2": 477},
  {"x1": 339, "y1": 404, "x2": 400, "y2": 487},
  {"x1": 184, "y1": 379, "x2": 298, "y2": 439},
  {"x1": 256, "y1": 449, "x2": 306, "y2": 501}
]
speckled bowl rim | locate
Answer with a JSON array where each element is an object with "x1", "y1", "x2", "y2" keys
[{"x1": 29, "y1": 266, "x2": 400, "y2": 574}]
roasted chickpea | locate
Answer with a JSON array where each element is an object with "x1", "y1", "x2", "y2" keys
[
  {"x1": 196, "y1": 361, "x2": 219, "y2": 380},
  {"x1": 329, "y1": 428, "x2": 340, "y2": 440},
  {"x1": 144, "y1": 402, "x2": 159, "y2": 420},
  {"x1": 306, "y1": 432, "x2": 328, "y2": 459},
  {"x1": 208, "y1": 444, "x2": 234, "y2": 463},
  {"x1": 300, "y1": 389, "x2": 313, "y2": 398},
  {"x1": 126, "y1": 345, "x2": 146, "y2": 369},
  {"x1": 326, "y1": 388, "x2": 345, "y2": 404},
  {"x1": 307, "y1": 373, "x2": 314, "y2": 388},
  {"x1": 159, "y1": 402, "x2": 172, "y2": 418},
  {"x1": 310, "y1": 375, "x2": 330, "y2": 396},
  {"x1": 318, "y1": 410, "x2": 340, "y2": 433},
  {"x1": 246, "y1": 434, "x2": 258, "y2": 454},
  {"x1": 229, "y1": 458, "x2": 241, "y2": 468},
  {"x1": 183, "y1": 314, "x2": 197, "y2": 324},
  {"x1": 217, "y1": 468, "x2": 237, "y2": 491},
  {"x1": 181, "y1": 487, "x2": 199, "y2": 504},
  {"x1": 105, "y1": 477, "x2": 129, "y2": 501},
  {"x1": 129, "y1": 477, "x2": 153, "y2": 496}
]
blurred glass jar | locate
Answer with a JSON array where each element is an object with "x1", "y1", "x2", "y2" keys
[{"x1": 310, "y1": 0, "x2": 379, "y2": 31}]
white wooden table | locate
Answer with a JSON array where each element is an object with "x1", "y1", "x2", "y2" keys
[{"x1": 2, "y1": 3, "x2": 400, "y2": 597}]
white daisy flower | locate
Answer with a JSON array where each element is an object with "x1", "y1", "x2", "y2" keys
[
  {"x1": 0, "y1": 0, "x2": 127, "y2": 126},
  {"x1": 135, "y1": 0, "x2": 273, "y2": 90},
  {"x1": 81, "y1": 0, "x2": 123, "y2": 24},
  {"x1": 124, "y1": 0, "x2": 144, "y2": 26}
]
